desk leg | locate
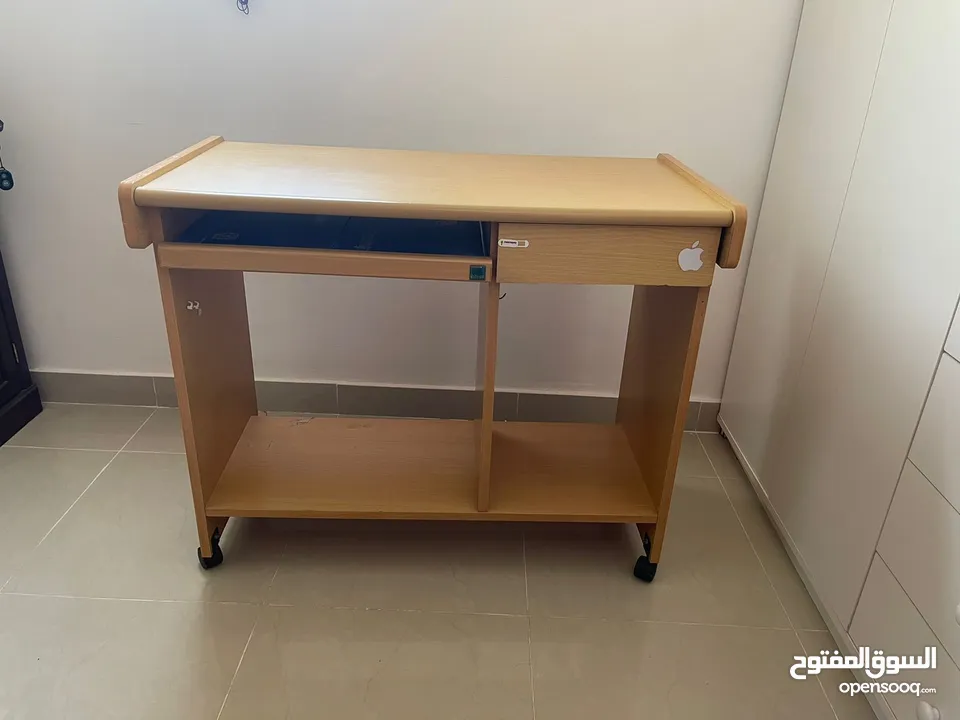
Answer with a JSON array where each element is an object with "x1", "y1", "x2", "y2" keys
[
  {"x1": 476, "y1": 280, "x2": 500, "y2": 512},
  {"x1": 156, "y1": 261, "x2": 258, "y2": 566},
  {"x1": 617, "y1": 285, "x2": 709, "y2": 580}
]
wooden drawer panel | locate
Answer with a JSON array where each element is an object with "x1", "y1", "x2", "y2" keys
[
  {"x1": 157, "y1": 243, "x2": 492, "y2": 282},
  {"x1": 851, "y1": 556, "x2": 959, "y2": 720},
  {"x1": 495, "y1": 224, "x2": 719, "y2": 286},
  {"x1": 910, "y1": 353, "x2": 960, "y2": 510},
  {"x1": 879, "y1": 461, "x2": 960, "y2": 667}
]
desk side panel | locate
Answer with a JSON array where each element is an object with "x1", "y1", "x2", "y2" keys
[
  {"x1": 617, "y1": 285, "x2": 709, "y2": 562},
  {"x1": 156, "y1": 260, "x2": 257, "y2": 553}
]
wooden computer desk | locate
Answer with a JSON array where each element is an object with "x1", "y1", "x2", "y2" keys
[{"x1": 119, "y1": 137, "x2": 745, "y2": 581}]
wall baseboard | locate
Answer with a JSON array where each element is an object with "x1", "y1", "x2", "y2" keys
[
  {"x1": 31, "y1": 371, "x2": 721, "y2": 430},
  {"x1": 718, "y1": 414, "x2": 893, "y2": 720}
]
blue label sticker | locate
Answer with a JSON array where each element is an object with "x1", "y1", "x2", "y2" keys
[{"x1": 469, "y1": 265, "x2": 487, "y2": 281}]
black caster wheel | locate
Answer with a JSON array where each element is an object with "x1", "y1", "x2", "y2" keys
[
  {"x1": 633, "y1": 555, "x2": 658, "y2": 583},
  {"x1": 197, "y1": 529, "x2": 223, "y2": 570}
]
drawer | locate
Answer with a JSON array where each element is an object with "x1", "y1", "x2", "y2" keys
[
  {"x1": 495, "y1": 223, "x2": 719, "y2": 286},
  {"x1": 879, "y1": 461, "x2": 960, "y2": 667},
  {"x1": 910, "y1": 353, "x2": 960, "y2": 510},
  {"x1": 851, "y1": 557, "x2": 958, "y2": 720},
  {"x1": 946, "y1": 310, "x2": 960, "y2": 362}
]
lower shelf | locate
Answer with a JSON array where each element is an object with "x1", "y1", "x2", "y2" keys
[
  {"x1": 205, "y1": 416, "x2": 657, "y2": 523},
  {"x1": 489, "y1": 422, "x2": 657, "y2": 522},
  {"x1": 206, "y1": 416, "x2": 477, "y2": 519}
]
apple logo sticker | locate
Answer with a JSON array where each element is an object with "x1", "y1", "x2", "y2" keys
[{"x1": 678, "y1": 241, "x2": 704, "y2": 272}]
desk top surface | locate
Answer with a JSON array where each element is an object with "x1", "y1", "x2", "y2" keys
[{"x1": 133, "y1": 140, "x2": 735, "y2": 227}]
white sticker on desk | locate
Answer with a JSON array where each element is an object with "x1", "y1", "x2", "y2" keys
[
  {"x1": 678, "y1": 241, "x2": 704, "y2": 272},
  {"x1": 498, "y1": 238, "x2": 529, "y2": 248}
]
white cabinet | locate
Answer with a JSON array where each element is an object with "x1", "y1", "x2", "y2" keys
[
  {"x1": 722, "y1": 0, "x2": 960, "y2": 714},
  {"x1": 910, "y1": 354, "x2": 960, "y2": 512},
  {"x1": 879, "y1": 461, "x2": 960, "y2": 667},
  {"x1": 947, "y1": 313, "x2": 960, "y2": 363},
  {"x1": 720, "y1": 0, "x2": 893, "y2": 478},
  {"x1": 722, "y1": 0, "x2": 960, "y2": 628},
  {"x1": 850, "y1": 558, "x2": 959, "y2": 720}
]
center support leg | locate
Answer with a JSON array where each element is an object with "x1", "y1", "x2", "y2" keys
[{"x1": 475, "y1": 279, "x2": 500, "y2": 512}]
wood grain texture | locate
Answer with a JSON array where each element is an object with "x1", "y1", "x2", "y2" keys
[
  {"x1": 496, "y1": 223, "x2": 719, "y2": 285},
  {"x1": 489, "y1": 423, "x2": 658, "y2": 522},
  {"x1": 157, "y1": 243, "x2": 492, "y2": 282},
  {"x1": 616, "y1": 285, "x2": 710, "y2": 562},
  {"x1": 135, "y1": 141, "x2": 735, "y2": 227},
  {"x1": 207, "y1": 416, "x2": 479, "y2": 519},
  {"x1": 205, "y1": 416, "x2": 656, "y2": 522},
  {"x1": 657, "y1": 154, "x2": 747, "y2": 269},
  {"x1": 475, "y1": 279, "x2": 500, "y2": 511},
  {"x1": 155, "y1": 263, "x2": 257, "y2": 554},
  {"x1": 118, "y1": 137, "x2": 223, "y2": 249}
]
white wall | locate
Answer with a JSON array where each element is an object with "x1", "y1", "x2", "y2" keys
[{"x1": 0, "y1": 0, "x2": 801, "y2": 400}]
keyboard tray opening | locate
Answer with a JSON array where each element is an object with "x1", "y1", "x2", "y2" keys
[{"x1": 176, "y1": 211, "x2": 488, "y2": 258}]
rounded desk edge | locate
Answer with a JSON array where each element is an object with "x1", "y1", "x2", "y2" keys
[{"x1": 118, "y1": 136, "x2": 224, "y2": 249}]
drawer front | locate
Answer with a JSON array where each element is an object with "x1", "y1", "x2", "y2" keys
[
  {"x1": 879, "y1": 461, "x2": 960, "y2": 666},
  {"x1": 910, "y1": 353, "x2": 960, "y2": 509},
  {"x1": 495, "y1": 224, "x2": 719, "y2": 285},
  {"x1": 946, "y1": 311, "x2": 960, "y2": 362},
  {"x1": 851, "y1": 557, "x2": 959, "y2": 720}
]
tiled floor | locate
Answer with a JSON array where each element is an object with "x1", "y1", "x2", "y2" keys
[{"x1": 0, "y1": 403, "x2": 878, "y2": 719}]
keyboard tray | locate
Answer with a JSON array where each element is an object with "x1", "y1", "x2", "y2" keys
[{"x1": 176, "y1": 212, "x2": 486, "y2": 257}]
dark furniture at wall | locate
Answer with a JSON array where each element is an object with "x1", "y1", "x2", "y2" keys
[{"x1": 0, "y1": 242, "x2": 41, "y2": 445}]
